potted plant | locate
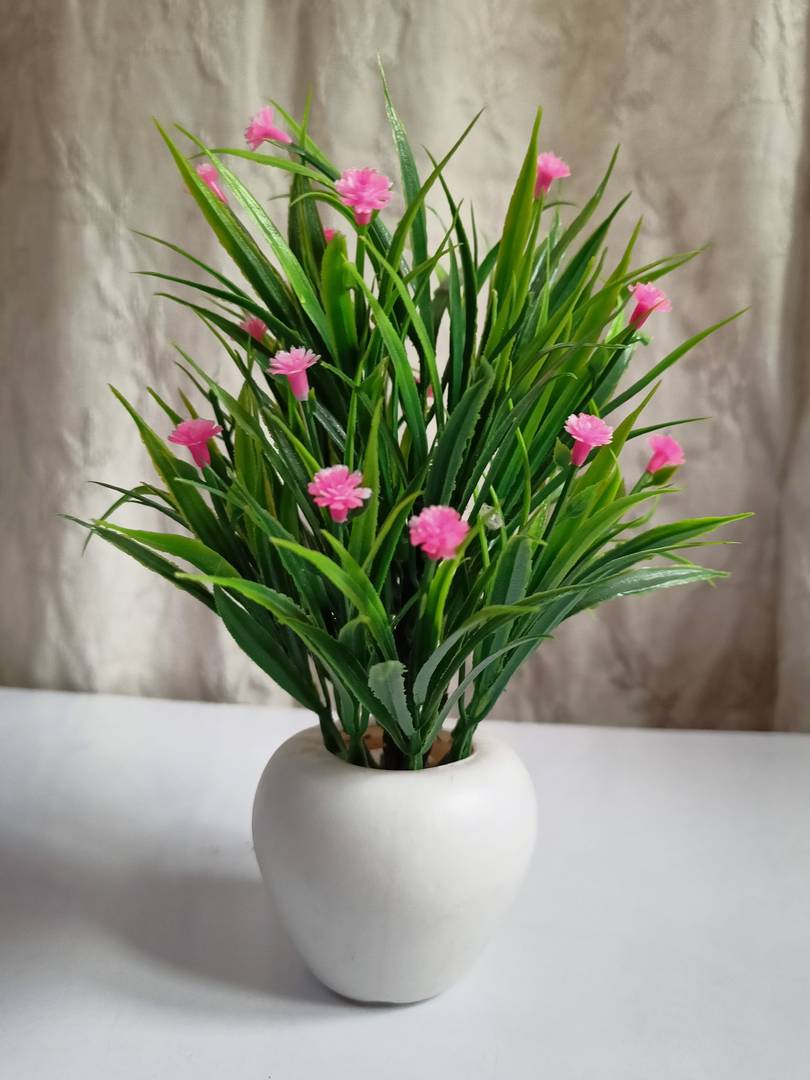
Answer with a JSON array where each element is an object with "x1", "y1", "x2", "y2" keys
[{"x1": 71, "y1": 68, "x2": 748, "y2": 1003}]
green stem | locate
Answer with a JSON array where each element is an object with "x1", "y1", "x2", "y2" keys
[
  {"x1": 381, "y1": 730, "x2": 408, "y2": 770},
  {"x1": 354, "y1": 227, "x2": 367, "y2": 340},
  {"x1": 541, "y1": 465, "x2": 574, "y2": 542},
  {"x1": 630, "y1": 473, "x2": 650, "y2": 494},
  {"x1": 447, "y1": 720, "x2": 476, "y2": 763},
  {"x1": 318, "y1": 709, "x2": 345, "y2": 759},
  {"x1": 346, "y1": 733, "x2": 373, "y2": 767},
  {"x1": 302, "y1": 400, "x2": 320, "y2": 460}
]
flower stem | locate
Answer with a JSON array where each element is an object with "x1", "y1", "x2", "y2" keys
[
  {"x1": 318, "y1": 709, "x2": 345, "y2": 759},
  {"x1": 448, "y1": 722, "x2": 475, "y2": 763},
  {"x1": 381, "y1": 730, "x2": 407, "y2": 770},
  {"x1": 354, "y1": 228, "x2": 367, "y2": 340},
  {"x1": 541, "y1": 465, "x2": 574, "y2": 541}
]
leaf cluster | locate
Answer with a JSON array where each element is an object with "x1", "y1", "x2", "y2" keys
[{"x1": 74, "y1": 68, "x2": 749, "y2": 768}]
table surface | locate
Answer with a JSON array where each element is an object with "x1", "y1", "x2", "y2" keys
[{"x1": 1, "y1": 688, "x2": 809, "y2": 1080}]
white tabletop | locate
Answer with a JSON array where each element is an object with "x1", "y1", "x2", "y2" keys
[{"x1": 1, "y1": 687, "x2": 808, "y2": 1079}]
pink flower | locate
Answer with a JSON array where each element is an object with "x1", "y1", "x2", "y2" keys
[
  {"x1": 239, "y1": 315, "x2": 268, "y2": 343},
  {"x1": 195, "y1": 163, "x2": 228, "y2": 205},
  {"x1": 564, "y1": 413, "x2": 614, "y2": 467},
  {"x1": 307, "y1": 465, "x2": 372, "y2": 523},
  {"x1": 167, "y1": 418, "x2": 223, "y2": 469},
  {"x1": 334, "y1": 168, "x2": 392, "y2": 226},
  {"x1": 245, "y1": 106, "x2": 292, "y2": 150},
  {"x1": 409, "y1": 506, "x2": 470, "y2": 561},
  {"x1": 268, "y1": 346, "x2": 320, "y2": 401},
  {"x1": 628, "y1": 282, "x2": 672, "y2": 329},
  {"x1": 535, "y1": 152, "x2": 570, "y2": 197},
  {"x1": 646, "y1": 434, "x2": 685, "y2": 474},
  {"x1": 323, "y1": 227, "x2": 338, "y2": 243}
]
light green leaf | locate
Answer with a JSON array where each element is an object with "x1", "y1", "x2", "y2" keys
[
  {"x1": 569, "y1": 565, "x2": 727, "y2": 614},
  {"x1": 92, "y1": 522, "x2": 239, "y2": 577},
  {"x1": 369, "y1": 660, "x2": 415, "y2": 738},
  {"x1": 378, "y1": 59, "x2": 432, "y2": 338}
]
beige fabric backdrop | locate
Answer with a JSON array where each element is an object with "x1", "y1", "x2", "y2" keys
[{"x1": 1, "y1": 0, "x2": 808, "y2": 730}]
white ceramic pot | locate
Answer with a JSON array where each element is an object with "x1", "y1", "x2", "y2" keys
[{"x1": 252, "y1": 726, "x2": 537, "y2": 1003}]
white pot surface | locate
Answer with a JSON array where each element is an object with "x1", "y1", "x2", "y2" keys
[{"x1": 253, "y1": 726, "x2": 537, "y2": 1003}]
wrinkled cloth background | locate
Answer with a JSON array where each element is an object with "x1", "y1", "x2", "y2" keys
[{"x1": 1, "y1": 0, "x2": 808, "y2": 731}]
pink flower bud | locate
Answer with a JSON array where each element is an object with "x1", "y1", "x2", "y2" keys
[
  {"x1": 195, "y1": 163, "x2": 228, "y2": 205},
  {"x1": 646, "y1": 434, "x2": 685, "y2": 474},
  {"x1": 535, "y1": 152, "x2": 570, "y2": 197},
  {"x1": 245, "y1": 106, "x2": 292, "y2": 150},
  {"x1": 628, "y1": 282, "x2": 672, "y2": 329},
  {"x1": 563, "y1": 413, "x2": 614, "y2": 467},
  {"x1": 239, "y1": 316, "x2": 268, "y2": 343}
]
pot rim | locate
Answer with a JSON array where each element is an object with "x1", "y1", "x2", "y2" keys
[{"x1": 282, "y1": 725, "x2": 507, "y2": 781}]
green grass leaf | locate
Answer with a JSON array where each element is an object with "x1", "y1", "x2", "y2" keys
[
  {"x1": 108, "y1": 385, "x2": 241, "y2": 563},
  {"x1": 378, "y1": 59, "x2": 432, "y2": 339},
  {"x1": 604, "y1": 309, "x2": 747, "y2": 415},
  {"x1": 349, "y1": 399, "x2": 382, "y2": 563},
  {"x1": 384, "y1": 110, "x2": 483, "y2": 290},
  {"x1": 272, "y1": 536, "x2": 397, "y2": 659},
  {"x1": 214, "y1": 587, "x2": 323, "y2": 710},
  {"x1": 490, "y1": 109, "x2": 542, "y2": 323},
  {"x1": 424, "y1": 360, "x2": 494, "y2": 505},
  {"x1": 178, "y1": 573, "x2": 407, "y2": 751},
  {"x1": 569, "y1": 565, "x2": 727, "y2": 614},
  {"x1": 175, "y1": 125, "x2": 335, "y2": 351},
  {"x1": 154, "y1": 122, "x2": 296, "y2": 326},
  {"x1": 345, "y1": 264, "x2": 428, "y2": 462},
  {"x1": 90, "y1": 522, "x2": 240, "y2": 577},
  {"x1": 66, "y1": 516, "x2": 215, "y2": 610}
]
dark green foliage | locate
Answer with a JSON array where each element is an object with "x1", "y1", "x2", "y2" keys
[{"x1": 74, "y1": 74, "x2": 749, "y2": 769}]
